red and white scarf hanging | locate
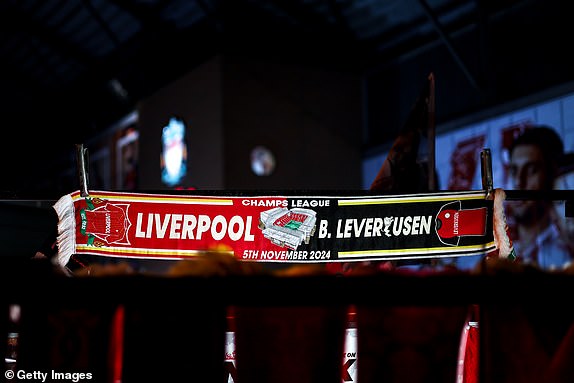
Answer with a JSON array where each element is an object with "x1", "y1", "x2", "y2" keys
[{"x1": 52, "y1": 189, "x2": 512, "y2": 267}]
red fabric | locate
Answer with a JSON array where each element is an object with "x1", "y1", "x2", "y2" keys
[
  {"x1": 463, "y1": 324, "x2": 479, "y2": 383},
  {"x1": 457, "y1": 305, "x2": 480, "y2": 383},
  {"x1": 84, "y1": 203, "x2": 129, "y2": 244},
  {"x1": 436, "y1": 207, "x2": 487, "y2": 238},
  {"x1": 109, "y1": 305, "x2": 125, "y2": 383}
]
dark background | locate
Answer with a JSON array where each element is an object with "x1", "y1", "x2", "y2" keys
[{"x1": 1, "y1": 0, "x2": 573, "y2": 195}]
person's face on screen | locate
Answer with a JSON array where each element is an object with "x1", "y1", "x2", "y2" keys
[
  {"x1": 508, "y1": 144, "x2": 547, "y2": 190},
  {"x1": 508, "y1": 143, "x2": 549, "y2": 220}
]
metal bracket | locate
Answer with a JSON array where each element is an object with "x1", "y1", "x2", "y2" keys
[
  {"x1": 480, "y1": 148, "x2": 494, "y2": 199},
  {"x1": 76, "y1": 144, "x2": 90, "y2": 197}
]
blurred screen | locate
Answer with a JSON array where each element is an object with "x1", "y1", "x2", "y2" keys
[{"x1": 160, "y1": 116, "x2": 188, "y2": 187}]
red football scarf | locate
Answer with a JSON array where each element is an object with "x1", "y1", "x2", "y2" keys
[{"x1": 53, "y1": 189, "x2": 505, "y2": 267}]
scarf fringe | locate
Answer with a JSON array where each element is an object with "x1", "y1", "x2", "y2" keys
[
  {"x1": 492, "y1": 188, "x2": 516, "y2": 259},
  {"x1": 52, "y1": 193, "x2": 76, "y2": 267}
]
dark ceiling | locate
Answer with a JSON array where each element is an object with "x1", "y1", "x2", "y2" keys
[{"x1": 0, "y1": 0, "x2": 572, "y2": 195}]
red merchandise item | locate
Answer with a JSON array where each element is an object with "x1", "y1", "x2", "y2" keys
[
  {"x1": 83, "y1": 203, "x2": 130, "y2": 245},
  {"x1": 436, "y1": 200, "x2": 487, "y2": 246},
  {"x1": 436, "y1": 208, "x2": 487, "y2": 238},
  {"x1": 456, "y1": 305, "x2": 480, "y2": 383}
]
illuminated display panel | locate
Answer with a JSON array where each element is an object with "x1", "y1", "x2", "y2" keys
[{"x1": 160, "y1": 116, "x2": 188, "y2": 187}]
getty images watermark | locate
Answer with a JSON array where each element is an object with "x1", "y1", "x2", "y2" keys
[{"x1": 5, "y1": 369, "x2": 93, "y2": 382}]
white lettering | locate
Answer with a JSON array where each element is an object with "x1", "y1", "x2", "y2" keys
[
  {"x1": 211, "y1": 215, "x2": 227, "y2": 240},
  {"x1": 244, "y1": 216, "x2": 255, "y2": 241},
  {"x1": 453, "y1": 212, "x2": 459, "y2": 235},
  {"x1": 334, "y1": 216, "x2": 433, "y2": 238},
  {"x1": 181, "y1": 215, "x2": 196, "y2": 239},
  {"x1": 169, "y1": 214, "x2": 183, "y2": 239},
  {"x1": 364, "y1": 217, "x2": 374, "y2": 237},
  {"x1": 146, "y1": 213, "x2": 152, "y2": 238},
  {"x1": 135, "y1": 213, "x2": 145, "y2": 238},
  {"x1": 392, "y1": 217, "x2": 403, "y2": 236},
  {"x1": 411, "y1": 215, "x2": 421, "y2": 234},
  {"x1": 134, "y1": 213, "x2": 256, "y2": 242},
  {"x1": 105, "y1": 212, "x2": 111, "y2": 234},
  {"x1": 155, "y1": 213, "x2": 170, "y2": 238},
  {"x1": 402, "y1": 216, "x2": 412, "y2": 235},
  {"x1": 196, "y1": 215, "x2": 211, "y2": 239},
  {"x1": 420, "y1": 216, "x2": 431, "y2": 234},
  {"x1": 372, "y1": 217, "x2": 383, "y2": 236},
  {"x1": 241, "y1": 199, "x2": 288, "y2": 207},
  {"x1": 290, "y1": 199, "x2": 331, "y2": 208},
  {"x1": 353, "y1": 218, "x2": 366, "y2": 237}
]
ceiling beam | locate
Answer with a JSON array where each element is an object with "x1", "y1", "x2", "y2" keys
[
  {"x1": 0, "y1": 1, "x2": 94, "y2": 65},
  {"x1": 417, "y1": 0, "x2": 480, "y2": 92}
]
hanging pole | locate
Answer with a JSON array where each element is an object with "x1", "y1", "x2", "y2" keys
[
  {"x1": 480, "y1": 148, "x2": 494, "y2": 199},
  {"x1": 427, "y1": 72, "x2": 436, "y2": 191},
  {"x1": 76, "y1": 144, "x2": 90, "y2": 197}
]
